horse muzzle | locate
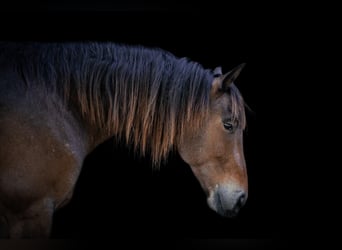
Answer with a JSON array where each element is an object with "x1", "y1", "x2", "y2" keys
[{"x1": 207, "y1": 184, "x2": 247, "y2": 217}]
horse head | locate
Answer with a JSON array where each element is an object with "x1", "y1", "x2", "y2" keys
[{"x1": 178, "y1": 64, "x2": 248, "y2": 217}]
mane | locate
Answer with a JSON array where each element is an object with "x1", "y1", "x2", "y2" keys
[
  {"x1": 229, "y1": 84, "x2": 247, "y2": 130},
  {"x1": 1, "y1": 42, "x2": 246, "y2": 165}
]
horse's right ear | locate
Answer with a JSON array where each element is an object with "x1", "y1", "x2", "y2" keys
[
  {"x1": 211, "y1": 63, "x2": 246, "y2": 96},
  {"x1": 220, "y1": 63, "x2": 246, "y2": 91}
]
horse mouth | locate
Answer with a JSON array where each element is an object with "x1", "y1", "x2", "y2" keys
[{"x1": 215, "y1": 192, "x2": 239, "y2": 218}]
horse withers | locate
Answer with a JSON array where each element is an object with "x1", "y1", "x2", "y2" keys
[{"x1": 0, "y1": 42, "x2": 248, "y2": 238}]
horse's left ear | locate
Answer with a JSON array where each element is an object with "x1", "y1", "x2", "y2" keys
[{"x1": 213, "y1": 66, "x2": 223, "y2": 77}]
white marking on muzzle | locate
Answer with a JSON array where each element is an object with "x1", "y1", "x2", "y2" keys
[{"x1": 207, "y1": 182, "x2": 245, "y2": 212}]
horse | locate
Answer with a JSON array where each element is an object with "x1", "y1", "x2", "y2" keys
[{"x1": 0, "y1": 42, "x2": 248, "y2": 238}]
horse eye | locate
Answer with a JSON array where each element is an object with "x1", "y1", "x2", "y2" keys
[{"x1": 223, "y1": 122, "x2": 234, "y2": 131}]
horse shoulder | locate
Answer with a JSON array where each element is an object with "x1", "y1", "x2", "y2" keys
[{"x1": 0, "y1": 97, "x2": 88, "y2": 209}]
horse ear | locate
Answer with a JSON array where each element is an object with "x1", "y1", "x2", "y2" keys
[
  {"x1": 220, "y1": 63, "x2": 246, "y2": 91},
  {"x1": 213, "y1": 66, "x2": 222, "y2": 77},
  {"x1": 211, "y1": 63, "x2": 246, "y2": 96}
]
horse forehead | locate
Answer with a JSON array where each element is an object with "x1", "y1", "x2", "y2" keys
[{"x1": 211, "y1": 93, "x2": 231, "y2": 112}]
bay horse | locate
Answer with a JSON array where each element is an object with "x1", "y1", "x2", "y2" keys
[{"x1": 0, "y1": 42, "x2": 248, "y2": 238}]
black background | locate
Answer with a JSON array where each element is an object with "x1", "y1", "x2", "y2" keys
[{"x1": 0, "y1": 1, "x2": 293, "y2": 249}]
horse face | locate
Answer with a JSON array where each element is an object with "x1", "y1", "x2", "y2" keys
[{"x1": 178, "y1": 64, "x2": 248, "y2": 217}]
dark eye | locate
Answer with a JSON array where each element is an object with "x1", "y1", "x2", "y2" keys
[{"x1": 223, "y1": 121, "x2": 234, "y2": 132}]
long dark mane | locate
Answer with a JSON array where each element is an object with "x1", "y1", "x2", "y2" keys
[{"x1": 0, "y1": 42, "x2": 245, "y2": 165}]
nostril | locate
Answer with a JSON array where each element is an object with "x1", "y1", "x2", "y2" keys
[
  {"x1": 211, "y1": 189, "x2": 247, "y2": 218},
  {"x1": 231, "y1": 193, "x2": 246, "y2": 215},
  {"x1": 236, "y1": 193, "x2": 246, "y2": 209},
  {"x1": 238, "y1": 193, "x2": 246, "y2": 207}
]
